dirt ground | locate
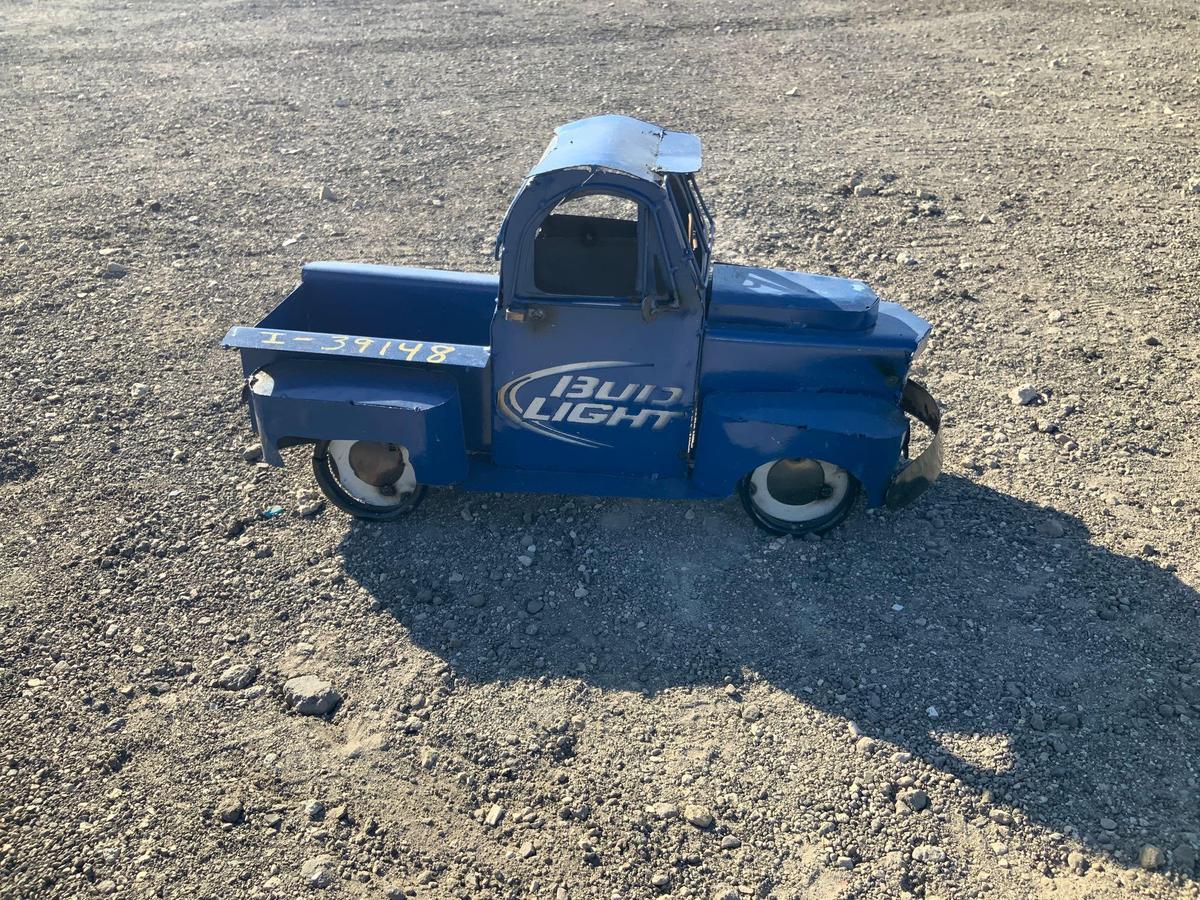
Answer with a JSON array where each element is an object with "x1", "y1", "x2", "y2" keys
[{"x1": 2, "y1": 0, "x2": 1199, "y2": 898}]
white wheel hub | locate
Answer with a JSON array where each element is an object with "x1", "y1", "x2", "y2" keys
[
  {"x1": 749, "y1": 458, "x2": 850, "y2": 522},
  {"x1": 326, "y1": 440, "x2": 418, "y2": 507}
]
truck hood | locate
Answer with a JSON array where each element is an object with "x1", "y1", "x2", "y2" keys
[{"x1": 707, "y1": 264, "x2": 879, "y2": 331}]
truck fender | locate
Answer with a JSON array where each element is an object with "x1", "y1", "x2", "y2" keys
[
  {"x1": 246, "y1": 359, "x2": 469, "y2": 485},
  {"x1": 691, "y1": 391, "x2": 909, "y2": 507}
]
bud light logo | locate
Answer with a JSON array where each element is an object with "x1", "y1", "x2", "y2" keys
[{"x1": 497, "y1": 361, "x2": 687, "y2": 448}]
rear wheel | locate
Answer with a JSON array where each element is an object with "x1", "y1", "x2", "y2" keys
[
  {"x1": 738, "y1": 457, "x2": 858, "y2": 536},
  {"x1": 312, "y1": 439, "x2": 426, "y2": 521}
]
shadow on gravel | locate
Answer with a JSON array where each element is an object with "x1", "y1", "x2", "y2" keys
[{"x1": 339, "y1": 473, "x2": 1199, "y2": 877}]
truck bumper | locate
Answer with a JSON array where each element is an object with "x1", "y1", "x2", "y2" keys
[{"x1": 885, "y1": 379, "x2": 943, "y2": 509}]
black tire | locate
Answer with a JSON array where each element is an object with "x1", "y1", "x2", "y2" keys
[
  {"x1": 737, "y1": 458, "x2": 860, "y2": 536},
  {"x1": 311, "y1": 440, "x2": 427, "y2": 522}
]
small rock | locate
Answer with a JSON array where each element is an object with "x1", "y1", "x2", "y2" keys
[
  {"x1": 904, "y1": 789, "x2": 929, "y2": 812},
  {"x1": 784, "y1": 87, "x2": 799, "y2": 97},
  {"x1": 519, "y1": 841, "x2": 535, "y2": 859},
  {"x1": 835, "y1": 855, "x2": 855, "y2": 869},
  {"x1": 1009, "y1": 384, "x2": 1040, "y2": 406},
  {"x1": 517, "y1": 555, "x2": 533, "y2": 567},
  {"x1": 1099, "y1": 817, "x2": 1117, "y2": 831},
  {"x1": 101, "y1": 262, "x2": 128, "y2": 278},
  {"x1": 896, "y1": 251, "x2": 917, "y2": 266},
  {"x1": 297, "y1": 499, "x2": 324, "y2": 517},
  {"x1": 1067, "y1": 850, "x2": 1088, "y2": 872},
  {"x1": 647, "y1": 801, "x2": 680, "y2": 820},
  {"x1": 1142, "y1": 334, "x2": 1161, "y2": 347},
  {"x1": 1184, "y1": 176, "x2": 1200, "y2": 195},
  {"x1": 683, "y1": 804, "x2": 714, "y2": 829},
  {"x1": 484, "y1": 803, "x2": 506, "y2": 827},
  {"x1": 317, "y1": 184, "x2": 337, "y2": 202},
  {"x1": 711, "y1": 885, "x2": 740, "y2": 900},
  {"x1": 741, "y1": 703, "x2": 762, "y2": 722},
  {"x1": 989, "y1": 808, "x2": 1014, "y2": 826},
  {"x1": 525, "y1": 598, "x2": 544, "y2": 614},
  {"x1": 300, "y1": 855, "x2": 335, "y2": 888},
  {"x1": 1037, "y1": 518, "x2": 1065, "y2": 538},
  {"x1": 1139, "y1": 844, "x2": 1165, "y2": 871},
  {"x1": 16, "y1": 241, "x2": 30, "y2": 254},
  {"x1": 216, "y1": 796, "x2": 244, "y2": 824},
  {"x1": 96, "y1": 880, "x2": 116, "y2": 895},
  {"x1": 130, "y1": 383, "x2": 150, "y2": 400},
  {"x1": 241, "y1": 443, "x2": 263, "y2": 462},
  {"x1": 852, "y1": 184, "x2": 877, "y2": 197},
  {"x1": 651, "y1": 873, "x2": 670, "y2": 889},
  {"x1": 283, "y1": 675, "x2": 342, "y2": 716},
  {"x1": 912, "y1": 844, "x2": 946, "y2": 863},
  {"x1": 304, "y1": 799, "x2": 325, "y2": 820},
  {"x1": 418, "y1": 747, "x2": 439, "y2": 769},
  {"x1": 721, "y1": 835, "x2": 742, "y2": 850},
  {"x1": 216, "y1": 664, "x2": 257, "y2": 691}
]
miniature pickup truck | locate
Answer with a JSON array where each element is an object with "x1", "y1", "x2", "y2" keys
[{"x1": 223, "y1": 115, "x2": 941, "y2": 535}]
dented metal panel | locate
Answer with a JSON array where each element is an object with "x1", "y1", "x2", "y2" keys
[{"x1": 528, "y1": 115, "x2": 702, "y2": 182}]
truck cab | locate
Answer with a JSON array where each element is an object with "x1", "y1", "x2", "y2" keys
[{"x1": 224, "y1": 115, "x2": 941, "y2": 535}]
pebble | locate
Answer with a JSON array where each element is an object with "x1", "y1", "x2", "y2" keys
[
  {"x1": 300, "y1": 855, "x2": 335, "y2": 888},
  {"x1": 1067, "y1": 850, "x2": 1088, "y2": 872},
  {"x1": 835, "y1": 855, "x2": 855, "y2": 869},
  {"x1": 683, "y1": 804, "x2": 714, "y2": 829},
  {"x1": 855, "y1": 736, "x2": 877, "y2": 755},
  {"x1": 101, "y1": 261, "x2": 128, "y2": 278},
  {"x1": 418, "y1": 748, "x2": 439, "y2": 769},
  {"x1": 216, "y1": 663, "x2": 257, "y2": 691},
  {"x1": 216, "y1": 796, "x2": 244, "y2": 824},
  {"x1": 485, "y1": 803, "x2": 506, "y2": 827},
  {"x1": 912, "y1": 844, "x2": 946, "y2": 863},
  {"x1": 647, "y1": 801, "x2": 680, "y2": 820},
  {"x1": 989, "y1": 808, "x2": 1014, "y2": 826},
  {"x1": 1009, "y1": 384, "x2": 1040, "y2": 406},
  {"x1": 711, "y1": 885, "x2": 739, "y2": 900},
  {"x1": 1139, "y1": 844, "x2": 1165, "y2": 870},
  {"x1": 519, "y1": 841, "x2": 535, "y2": 859},
  {"x1": 720, "y1": 834, "x2": 742, "y2": 850},
  {"x1": 130, "y1": 383, "x2": 150, "y2": 400},
  {"x1": 1099, "y1": 817, "x2": 1117, "y2": 831},
  {"x1": 1037, "y1": 518, "x2": 1066, "y2": 538},
  {"x1": 317, "y1": 185, "x2": 337, "y2": 202},
  {"x1": 904, "y1": 789, "x2": 929, "y2": 811},
  {"x1": 241, "y1": 443, "x2": 263, "y2": 462},
  {"x1": 651, "y1": 873, "x2": 670, "y2": 888},
  {"x1": 283, "y1": 675, "x2": 342, "y2": 716},
  {"x1": 304, "y1": 799, "x2": 325, "y2": 820},
  {"x1": 896, "y1": 251, "x2": 917, "y2": 266},
  {"x1": 740, "y1": 703, "x2": 762, "y2": 722}
]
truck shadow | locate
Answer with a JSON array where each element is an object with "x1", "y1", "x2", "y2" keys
[{"x1": 336, "y1": 474, "x2": 1199, "y2": 877}]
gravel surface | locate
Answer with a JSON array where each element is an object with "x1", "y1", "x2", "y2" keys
[{"x1": 3, "y1": 1, "x2": 1200, "y2": 898}]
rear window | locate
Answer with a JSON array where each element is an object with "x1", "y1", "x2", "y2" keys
[{"x1": 533, "y1": 193, "x2": 640, "y2": 298}]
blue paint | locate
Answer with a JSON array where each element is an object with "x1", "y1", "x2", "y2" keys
[{"x1": 225, "y1": 116, "x2": 943, "y2": 518}]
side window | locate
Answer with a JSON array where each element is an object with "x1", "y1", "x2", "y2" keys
[{"x1": 533, "y1": 193, "x2": 641, "y2": 298}]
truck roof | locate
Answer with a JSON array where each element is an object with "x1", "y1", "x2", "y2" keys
[{"x1": 528, "y1": 115, "x2": 701, "y2": 183}]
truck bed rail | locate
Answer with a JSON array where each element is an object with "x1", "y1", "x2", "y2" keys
[{"x1": 222, "y1": 325, "x2": 491, "y2": 369}]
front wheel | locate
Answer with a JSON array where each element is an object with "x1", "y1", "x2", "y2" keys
[
  {"x1": 312, "y1": 439, "x2": 427, "y2": 521},
  {"x1": 738, "y1": 457, "x2": 859, "y2": 536}
]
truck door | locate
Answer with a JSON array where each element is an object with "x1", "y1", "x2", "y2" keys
[{"x1": 491, "y1": 189, "x2": 702, "y2": 477}]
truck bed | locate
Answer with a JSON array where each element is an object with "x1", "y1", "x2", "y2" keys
[
  {"x1": 260, "y1": 261, "x2": 498, "y2": 347},
  {"x1": 223, "y1": 262, "x2": 500, "y2": 453}
]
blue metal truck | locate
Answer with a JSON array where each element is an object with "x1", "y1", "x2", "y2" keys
[{"x1": 223, "y1": 115, "x2": 942, "y2": 535}]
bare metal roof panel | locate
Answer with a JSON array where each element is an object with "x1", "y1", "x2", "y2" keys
[{"x1": 528, "y1": 115, "x2": 702, "y2": 183}]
